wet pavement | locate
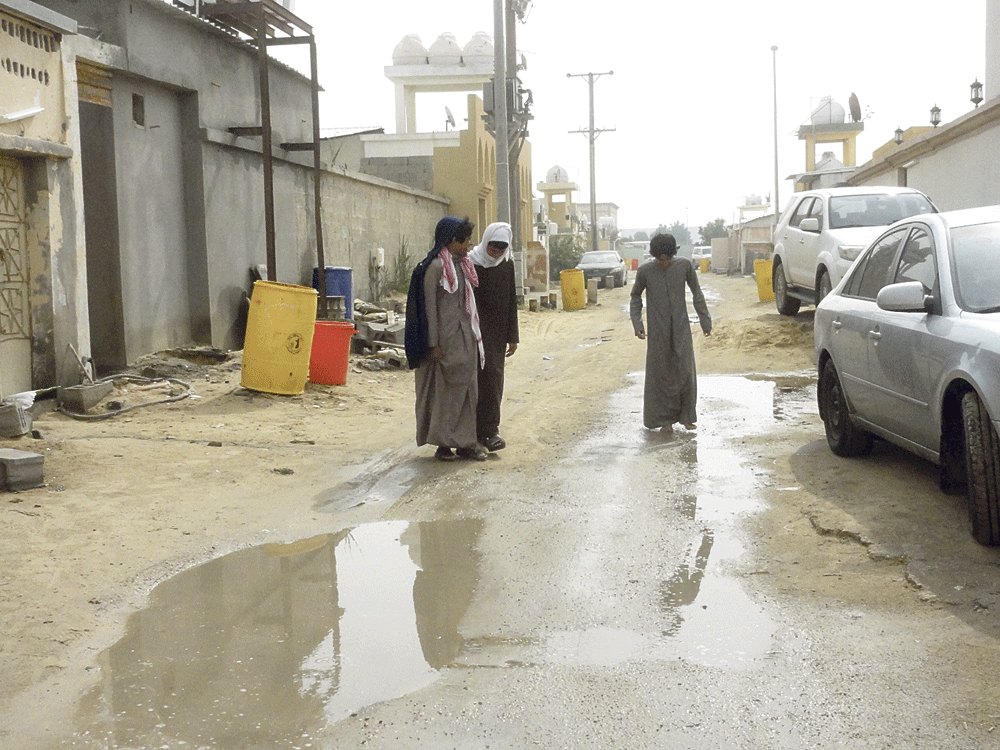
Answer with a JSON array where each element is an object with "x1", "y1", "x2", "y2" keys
[
  {"x1": 37, "y1": 370, "x2": 1000, "y2": 749},
  {"x1": 56, "y1": 374, "x2": 824, "y2": 749}
]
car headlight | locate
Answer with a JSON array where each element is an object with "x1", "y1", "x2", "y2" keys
[{"x1": 838, "y1": 245, "x2": 864, "y2": 261}]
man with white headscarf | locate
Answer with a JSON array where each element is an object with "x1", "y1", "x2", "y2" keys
[{"x1": 470, "y1": 222, "x2": 519, "y2": 452}]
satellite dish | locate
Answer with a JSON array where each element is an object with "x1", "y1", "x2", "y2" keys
[
  {"x1": 849, "y1": 92, "x2": 862, "y2": 123},
  {"x1": 445, "y1": 106, "x2": 456, "y2": 131}
]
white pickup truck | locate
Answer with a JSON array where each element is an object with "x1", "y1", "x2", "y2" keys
[{"x1": 770, "y1": 186, "x2": 937, "y2": 315}]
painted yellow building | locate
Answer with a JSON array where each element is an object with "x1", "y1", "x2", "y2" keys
[
  {"x1": 362, "y1": 33, "x2": 534, "y2": 254},
  {"x1": 536, "y1": 166, "x2": 581, "y2": 235},
  {"x1": 432, "y1": 94, "x2": 532, "y2": 251}
]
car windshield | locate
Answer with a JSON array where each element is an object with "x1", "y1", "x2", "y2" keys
[
  {"x1": 828, "y1": 194, "x2": 935, "y2": 229},
  {"x1": 579, "y1": 252, "x2": 618, "y2": 264},
  {"x1": 950, "y1": 224, "x2": 1000, "y2": 312}
]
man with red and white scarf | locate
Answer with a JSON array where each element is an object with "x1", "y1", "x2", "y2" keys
[{"x1": 411, "y1": 216, "x2": 488, "y2": 461}]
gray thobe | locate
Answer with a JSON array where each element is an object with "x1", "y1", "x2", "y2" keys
[
  {"x1": 629, "y1": 257, "x2": 712, "y2": 429},
  {"x1": 415, "y1": 258, "x2": 480, "y2": 449}
]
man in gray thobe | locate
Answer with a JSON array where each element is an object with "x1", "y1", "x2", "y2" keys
[{"x1": 629, "y1": 233, "x2": 712, "y2": 431}]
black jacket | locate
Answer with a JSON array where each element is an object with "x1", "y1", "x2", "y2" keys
[{"x1": 404, "y1": 248, "x2": 439, "y2": 369}]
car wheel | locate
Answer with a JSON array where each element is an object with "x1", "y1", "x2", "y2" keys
[
  {"x1": 819, "y1": 359, "x2": 873, "y2": 457},
  {"x1": 773, "y1": 260, "x2": 801, "y2": 316},
  {"x1": 817, "y1": 270, "x2": 833, "y2": 304},
  {"x1": 961, "y1": 391, "x2": 1000, "y2": 545}
]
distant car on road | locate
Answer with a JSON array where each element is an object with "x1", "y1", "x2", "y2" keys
[
  {"x1": 814, "y1": 205, "x2": 1000, "y2": 545},
  {"x1": 772, "y1": 186, "x2": 937, "y2": 316},
  {"x1": 577, "y1": 250, "x2": 628, "y2": 288}
]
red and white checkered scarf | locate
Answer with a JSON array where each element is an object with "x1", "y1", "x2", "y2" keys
[{"x1": 438, "y1": 248, "x2": 484, "y2": 367}]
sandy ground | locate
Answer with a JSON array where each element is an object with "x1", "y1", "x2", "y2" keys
[
  {"x1": 0, "y1": 269, "x2": 898, "y2": 726},
  {"x1": 1, "y1": 271, "x2": 812, "y2": 699}
]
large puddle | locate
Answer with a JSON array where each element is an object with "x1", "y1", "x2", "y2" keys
[
  {"x1": 65, "y1": 374, "x2": 815, "y2": 747},
  {"x1": 71, "y1": 519, "x2": 481, "y2": 749},
  {"x1": 543, "y1": 374, "x2": 814, "y2": 671}
]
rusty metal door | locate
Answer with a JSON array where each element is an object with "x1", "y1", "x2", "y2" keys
[{"x1": 0, "y1": 156, "x2": 31, "y2": 397}]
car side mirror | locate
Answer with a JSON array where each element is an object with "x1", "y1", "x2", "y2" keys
[
  {"x1": 798, "y1": 217, "x2": 820, "y2": 233},
  {"x1": 876, "y1": 281, "x2": 935, "y2": 313}
]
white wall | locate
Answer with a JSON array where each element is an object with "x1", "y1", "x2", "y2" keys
[{"x1": 906, "y1": 127, "x2": 1000, "y2": 210}]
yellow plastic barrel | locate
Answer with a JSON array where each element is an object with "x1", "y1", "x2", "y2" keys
[
  {"x1": 754, "y1": 259, "x2": 775, "y2": 302},
  {"x1": 699, "y1": 257, "x2": 710, "y2": 273},
  {"x1": 560, "y1": 268, "x2": 586, "y2": 311},
  {"x1": 241, "y1": 280, "x2": 318, "y2": 395}
]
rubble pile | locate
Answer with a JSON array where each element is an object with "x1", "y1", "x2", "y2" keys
[{"x1": 350, "y1": 299, "x2": 406, "y2": 371}]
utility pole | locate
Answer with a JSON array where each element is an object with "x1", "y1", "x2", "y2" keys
[
  {"x1": 493, "y1": 0, "x2": 510, "y2": 223},
  {"x1": 568, "y1": 71, "x2": 614, "y2": 254}
]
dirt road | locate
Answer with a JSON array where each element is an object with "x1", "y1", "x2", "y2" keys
[{"x1": 2, "y1": 271, "x2": 999, "y2": 747}]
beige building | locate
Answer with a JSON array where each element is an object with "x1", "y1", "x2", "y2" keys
[
  {"x1": 359, "y1": 33, "x2": 534, "y2": 258},
  {"x1": 0, "y1": 2, "x2": 84, "y2": 395},
  {"x1": 536, "y1": 166, "x2": 583, "y2": 235}
]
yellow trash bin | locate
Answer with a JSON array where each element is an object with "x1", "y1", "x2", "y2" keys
[
  {"x1": 241, "y1": 280, "x2": 318, "y2": 395},
  {"x1": 754, "y1": 259, "x2": 775, "y2": 302},
  {"x1": 560, "y1": 268, "x2": 586, "y2": 311},
  {"x1": 699, "y1": 257, "x2": 710, "y2": 274}
]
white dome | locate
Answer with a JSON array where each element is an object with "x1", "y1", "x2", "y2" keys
[
  {"x1": 462, "y1": 32, "x2": 493, "y2": 63},
  {"x1": 546, "y1": 165, "x2": 569, "y2": 182},
  {"x1": 810, "y1": 96, "x2": 846, "y2": 126},
  {"x1": 392, "y1": 34, "x2": 427, "y2": 65},
  {"x1": 428, "y1": 33, "x2": 462, "y2": 65}
]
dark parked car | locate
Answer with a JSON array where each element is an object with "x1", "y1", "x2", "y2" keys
[
  {"x1": 814, "y1": 206, "x2": 1000, "y2": 544},
  {"x1": 576, "y1": 250, "x2": 627, "y2": 288}
]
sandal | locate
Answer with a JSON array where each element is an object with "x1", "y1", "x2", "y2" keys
[
  {"x1": 435, "y1": 446, "x2": 456, "y2": 461},
  {"x1": 456, "y1": 445, "x2": 488, "y2": 461},
  {"x1": 485, "y1": 434, "x2": 506, "y2": 452},
  {"x1": 680, "y1": 422, "x2": 697, "y2": 430}
]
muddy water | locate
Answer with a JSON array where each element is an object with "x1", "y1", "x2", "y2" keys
[
  {"x1": 65, "y1": 374, "x2": 815, "y2": 748},
  {"x1": 542, "y1": 374, "x2": 815, "y2": 670},
  {"x1": 69, "y1": 520, "x2": 481, "y2": 749}
]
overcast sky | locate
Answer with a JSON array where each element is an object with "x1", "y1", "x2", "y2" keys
[{"x1": 274, "y1": 0, "x2": 986, "y2": 232}]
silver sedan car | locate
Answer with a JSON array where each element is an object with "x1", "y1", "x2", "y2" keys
[{"x1": 814, "y1": 206, "x2": 1000, "y2": 545}]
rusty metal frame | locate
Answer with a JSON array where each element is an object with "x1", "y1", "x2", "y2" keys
[{"x1": 195, "y1": 0, "x2": 328, "y2": 316}]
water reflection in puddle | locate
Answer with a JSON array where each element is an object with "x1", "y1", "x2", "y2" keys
[
  {"x1": 71, "y1": 519, "x2": 481, "y2": 749},
  {"x1": 548, "y1": 374, "x2": 810, "y2": 671}
]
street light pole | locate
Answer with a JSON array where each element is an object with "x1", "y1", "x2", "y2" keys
[
  {"x1": 568, "y1": 71, "x2": 614, "y2": 254},
  {"x1": 771, "y1": 45, "x2": 780, "y2": 219}
]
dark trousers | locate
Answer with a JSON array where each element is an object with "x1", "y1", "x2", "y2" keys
[{"x1": 476, "y1": 346, "x2": 506, "y2": 442}]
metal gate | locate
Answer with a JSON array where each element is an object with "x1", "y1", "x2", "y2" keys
[{"x1": 0, "y1": 156, "x2": 31, "y2": 397}]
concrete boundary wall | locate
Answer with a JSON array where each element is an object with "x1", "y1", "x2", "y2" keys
[{"x1": 199, "y1": 129, "x2": 448, "y2": 351}]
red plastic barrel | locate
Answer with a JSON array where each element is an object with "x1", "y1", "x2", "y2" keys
[{"x1": 309, "y1": 321, "x2": 355, "y2": 385}]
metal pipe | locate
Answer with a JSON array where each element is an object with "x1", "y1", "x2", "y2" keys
[
  {"x1": 772, "y1": 45, "x2": 780, "y2": 220},
  {"x1": 310, "y1": 35, "x2": 328, "y2": 317},
  {"x1": 257, "y1": 4, "x2": 277, "y2": 282}
]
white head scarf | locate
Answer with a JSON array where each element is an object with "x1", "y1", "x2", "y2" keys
[{"x1": 469, "y1": 222, "x2": 513, "y2": 268}]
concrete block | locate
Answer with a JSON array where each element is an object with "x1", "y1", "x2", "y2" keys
[
  {"x1": 377, "y1": 322, "x2": 405, "y2": 346},
  {"x1": 0, "y1": 403, "x2": 31, "y2": 438},
  {"x1": 0, "y1": 448, "x2": 44, "y2": 491},
  {"x1": 59, "y1": 382, "x2": 114, "y2": 413}
]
